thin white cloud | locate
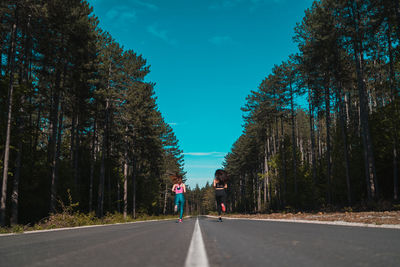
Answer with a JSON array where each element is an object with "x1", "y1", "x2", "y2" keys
[
  {"x1": 105, "y1": 6, "x2": 136, "y2": 23},
  {"x1": 209, "y1": 0, "x2": 285, "y2": 10},
  {"x1": 132, "y1": 0, "x2": 158, "y2": 10},
  {"x1": 147, "y1": 24, "x2": 177, "y2": 45},
  {"x1": 208, "y1": 35, "x2": 233, "y2": 46},
  {"x1": 105, "y1": 9, "x2": 119, "y2": 20},
  {"x1": 103, "y1": 1, "x2": 158, "y2": 27},
  {"x1": 168, "y1": 122, "x2": 178, "y2": 126},
  {"x1": 184, "y1": 153, "x2": 214, "y2": 156},
  {"x1": 184, "y1": 152, "x2": 226, "y2": 157},
  {"x1": 186, "y1": 165, "x2": 222, "y2": 168},
  {"x1": 209, "y1": 0, "x2": 242, "y2": 9}
]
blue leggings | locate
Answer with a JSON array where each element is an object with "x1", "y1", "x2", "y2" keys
[{"x1": 175, "y1": 194, "x2": 185, "y2": 219}]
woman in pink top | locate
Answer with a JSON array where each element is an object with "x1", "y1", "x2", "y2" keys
[{"x1": 171, "y1": 174, "x2": 186, "y2": 222}]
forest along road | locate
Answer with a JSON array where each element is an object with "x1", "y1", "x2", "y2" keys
[{"x1": 0, "y1": 216, "x2": 400, "y2": 267}]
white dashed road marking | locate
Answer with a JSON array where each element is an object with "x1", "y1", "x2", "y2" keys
[{"x1": 184, "y1": 217, "x2": 210, "y2": 267}]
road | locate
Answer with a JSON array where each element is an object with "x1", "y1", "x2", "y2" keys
[{"x1": 1, "y1": 216, "x2": 400, "y2": 267}]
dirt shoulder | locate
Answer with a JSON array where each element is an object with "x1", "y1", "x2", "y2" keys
[{"x1": 225, "y1": 211, "x2": 400, "y2": 225}]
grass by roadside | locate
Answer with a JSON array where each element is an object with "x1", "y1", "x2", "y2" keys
[
  {"x1": 0, "y1": 212, "x2": 180, "y2": 234},
  {"x1": 0, "y1": 191, "x2": 181, "y2": 235}
]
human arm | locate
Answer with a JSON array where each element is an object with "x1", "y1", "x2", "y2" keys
[
  {"x1": 183, "y1": 184, "x2": 186, "y2": 193},
  {"x1": 171, "y1": 184, "x2": 176, "y2": 193}
]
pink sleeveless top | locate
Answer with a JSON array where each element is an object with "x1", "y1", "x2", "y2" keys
[{"x1": 175, "y1": 184, "x2": 184, "y2": 194}]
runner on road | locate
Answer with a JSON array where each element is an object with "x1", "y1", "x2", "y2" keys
[
  {"x1": 213, "y1": 169, "x2": 228, "y2": 222},
  {"x1": 171, "y1": 173, "x2": 186, "y2": 223}
]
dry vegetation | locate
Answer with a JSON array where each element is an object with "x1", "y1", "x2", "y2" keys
[{"x1": 227, "y1": 211, "x2": 400, "y2": 225}]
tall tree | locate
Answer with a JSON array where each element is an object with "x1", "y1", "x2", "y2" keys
[{"x1": 0, "y1": 2, "x2": 18, "y2": 226}]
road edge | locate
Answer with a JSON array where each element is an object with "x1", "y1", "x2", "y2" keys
[
  {"x1": 205, "y1": 215, "x2": 400, "y2": 229},
  {"x1": 0, "y1": 216, "x2": 193, "y2": 237}
]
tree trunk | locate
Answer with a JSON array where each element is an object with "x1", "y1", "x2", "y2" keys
[
  {"x1": 263, "y1": 143, "x2": 267, "y2": 206},
  {"x1": 123, "y1": 139, "x2": 128, "y2": 219},
  {"x1": 239, "y1": 174, "x2": 244, "y2": 211},
  {"x1": 10, "y1": 141, "x2": 22, "y2": 225},
  {"x1": 10, "y1": 10, "x2": 34, "y2": 225},
  {"x1": 317, "y1": 112, "x2": 322, "y2": 166},
  {"x1": 10, "y1": 76, "x2": 27, "y2": 225},
  {"x1": 97, "y1": 137, "x2": 106, "y2": 217},
  {"x1": 1, "y1": 18, "x2": 18, "y2": 226},
  {"x1": 257, "y1": 168, "x2": 261, "y2": 212},
  {"x1": 97, "y1": 99, "x2": 109, "y2": 217},
  {"x1": 394, "y1": 144, "x2": 398, "y2": 201},
  {"x1": 252, "y1": 174, "x2": 256, "y2": 212},
  {"x1": 71, "y1": 112, "x2": 75, "y2": 164},
  {"x1": 337, "y1": 83, "x2": 352, "y2": 205},
  {"x1": 289, "y1": 79, "x2": 298, "y2": 196},
  {"x1": 163, "y1": 183, "x2": 168, "y2": 215},
  {"x1": 344, "y1": 93, "x2": 351, "y2": 131},
  {"x1": 297, "y1": 124, "x2": 304, "y2": 163},
  {"x1": 352, "y1": 26, "x2": 378, "y2": 200},
  {"x1": 308, "y1": 86, "x2": 317, "y2": 186},
  {"x1": 300, "y1": 137, "x2": 305, "y2": 163},
  {"x1": 267, "y1": 136, "x2": 272, "y2": 203},
  {"x1": 274, "y1": 118, "x2": 278, "y2": 155},
  {"x1": 244, "y1": 173, "x2": 248, "y2": 212},
  {"x1": 89, "y1": 118, "x2": 96, "y2": 212},
  {"x1": 50, "y1": 101, "x2": 63, "y2": 213},
  {"x1": 107, "y1": 155, "x2": 111, "y2": 213},
  {"x1": 132, "y1": 168, "x2": 136, "y2": 219},
  {"x1": 264, "y1": 138, "x2": 271, "y2": 206},
  {"x1": 33, "y1": 106, "x2": 41, "y2": 152},
  {"x1": 324, "y1": 79, "x2": 332, "y2": 204},
  {"x1": 107, "y1": 119, "x2": 111, "y2": 213},
  {"x1": 73, "y1": 114, "x2": 80, "y2": 197},
  {"x1": 117, "y1": 174, "x2": 121, "y2": 214},
  {"x1": 280, "y1": 116, "x2": 287, "y2": 206},
  {"x1": 388, "y1": 23, "x2": 399, "y2": 201}
]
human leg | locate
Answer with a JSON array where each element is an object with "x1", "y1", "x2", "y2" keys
[
  {"x1": 221, "y1": 192, "x2": 226, "y2": 212},
  {"x1": 215, "y1": 194, "x2": 222, "y2": 216},
  {"x1": 177, "y1": 194, "x2": 184, "y2": 219},
  {"x1": 174, "y1": 196, "x2": 179, "y2": 213}
]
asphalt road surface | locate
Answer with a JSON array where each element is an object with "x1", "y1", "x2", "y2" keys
[{"x1": 1, "y1": 216, "x2": 400, "y2": 267}]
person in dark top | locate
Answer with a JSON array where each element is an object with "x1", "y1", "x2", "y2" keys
[{"x1": 213, "y1": 169, "x2": 228, "y2": 222}]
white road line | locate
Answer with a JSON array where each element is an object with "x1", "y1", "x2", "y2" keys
[{"x1": 184, "y1": 217, "x2": 210, "y2": 267}]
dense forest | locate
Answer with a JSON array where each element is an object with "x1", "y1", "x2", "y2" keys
[
  {"x1": 222, "y1": 0, "x2": 400, "y2": 213},
  {"x1": 2, "y1": 0, "x2": 400, "y2": 227},
  {"x1": 0, "y1": 0, "x2": 188, "y2": 226}
]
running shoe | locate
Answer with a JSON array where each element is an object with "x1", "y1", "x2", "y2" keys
[
  {"x1": 218, "y1": 217, "x2": 222, "y2": 222},
  {"x1": 179, "y1": 219, "x2": 182, "y2": 223},
  {"x1": 221, "y1": 203, "x2": 226, "y2": 212}
]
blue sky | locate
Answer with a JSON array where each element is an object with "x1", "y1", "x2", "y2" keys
[{"x1": 87, "y1": 0, "x2": 314, "y2": 189}]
